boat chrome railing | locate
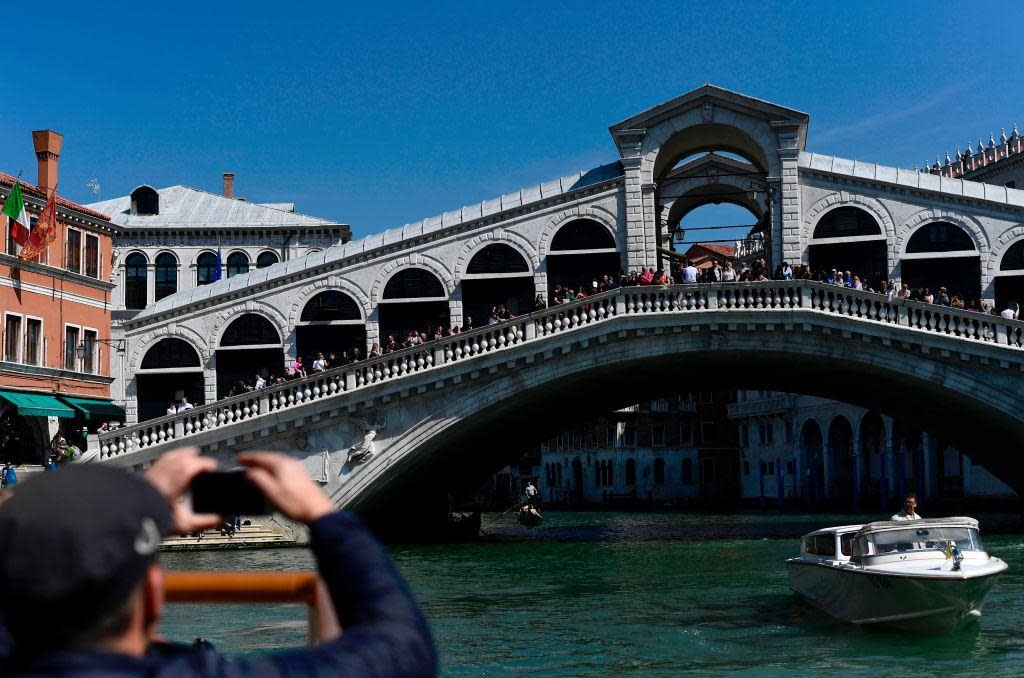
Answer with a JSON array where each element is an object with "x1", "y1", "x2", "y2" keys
[
  {"x1": 163, "y1": 571, "x2": 339, "y2": 645},
  {"x1": 98, "y1": 280, "x2": 1024, "y2": 462}
]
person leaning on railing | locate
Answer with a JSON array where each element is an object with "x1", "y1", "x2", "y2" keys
[{"x1": 0, "y1": 449, "x2": 437, "y2": 676}]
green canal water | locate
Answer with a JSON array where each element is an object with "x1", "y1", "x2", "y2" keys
[{"x1": 160, "y1": 512, "x2": 1024, "y2": 675}]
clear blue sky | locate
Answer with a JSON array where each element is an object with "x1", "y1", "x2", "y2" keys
[{"x1": 1, "y1": 1, "x2": 1020, "y2": 240}]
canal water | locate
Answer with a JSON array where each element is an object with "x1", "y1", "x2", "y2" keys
[{"x1": 160, "y1": 512, "x2": 1024, "y2": 675}]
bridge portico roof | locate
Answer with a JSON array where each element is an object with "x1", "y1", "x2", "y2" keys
[
  {"x1": 799, "y1": 151, "x2": 1024, "y2": 213},
  {"x1": 129, "y1": 161, "x2": 623, "y2": 325}
]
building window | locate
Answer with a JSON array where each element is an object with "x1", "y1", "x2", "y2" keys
[
  {"x1": 700, "y1": 421, "x2": 715, "y2": 444},
  {"x1": 556, "y1": 462, "x2": 562, "y2": 488},
  {"x1": 680, "y1": 420, "x2": 694, "y2": 446},
  {"x1": 84, "y1": 234, "x2": 99, "y2": 278},
  {"x1": 742, "y1": 459, "x2": 750, "y2": 476},
  {"x1": 699, "y1": 390, "x2": 712, "y2": 404},
  {"x1": 23, "y1": 318, "x2": 41, "y2": 366},
  {"x1": 124, "y1": 253, "x2": 148, "y2": 310},
  {"x1": 81, "y1": 329, "x2": 97, "y2": 374},
  {"x1": 256, "y1": 251, "x2": 279, "y2": 268},
  {"x1": 759, "y1": 421, "x2": 774, "y2": 445},
  {"x1": 595, "y1": 459, "x2": 614, "y2": 487},
  {"x1": 226, "y1": 252, "x2": 249, "y2": 278},
  {"x1": 767, "y1": 461, "x2": 775, "y2": 476},
  {"x1": 784, "y1": 421, "x2": 793, "y2": 444},
  {"x1": 623, "y1": 420, "x2": 636, "y2": 447},
  {"x1": 786, "y1": 460, "x2": 795, "y2": 475},
  {"x1": 64, "y1": 326, "x2": 80, "y2": 371},
  {"x1": 154, "y1": 252, "x2": 178, "y2": 301},
  {"x1": 65, "y1": 228, "x2": 82, "y2": 273},
  {"x1": 652, "y1": 418, "x2": 665, "y2": 447},
  {"x1": 625, "y1": 458, "x2": 636, "y2": 486},
  {"x1": 739, "y1": 422, "x2": 748, "y2": 447},
  {"x1": 682, "y1": 458, "x2": 694, "y2": 484},
  {"x1": 4, "y1": 315, "x2": 21, "y2": 362},
  {"x1": 654, "y1": 458, "x2": 665, "y2": 485},
  {"x1": 197, "y1": 252, "x2": 218, "y2": 285}
]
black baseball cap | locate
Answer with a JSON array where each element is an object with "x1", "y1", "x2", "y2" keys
[{"x1": 0, "y1": 465, "x2": 173, "y2": 647}]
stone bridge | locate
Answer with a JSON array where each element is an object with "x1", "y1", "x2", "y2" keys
[{"x1": 97, "y1": 281, "x2": 1024, "y2": 530}]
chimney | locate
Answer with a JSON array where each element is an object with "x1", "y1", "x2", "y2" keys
[
  {"x1": 31, "y1": 130, "x2": 63, "y2": 195},
  {"x1": 223, "y1": 172, "x2": 235, "y2": 199}
]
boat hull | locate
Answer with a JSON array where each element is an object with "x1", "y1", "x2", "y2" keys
[{"x1": 787, "y1": 560, "x2": 1005, "y2": 633}]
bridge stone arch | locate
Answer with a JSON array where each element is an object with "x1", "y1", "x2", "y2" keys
[
  {"x1": 454, "y1": 229, "x2": 540, "y2": 284},
  {"x1": 988, "y1": 223, "x2": 1024, "y2": 274},
  {"x1": 538, "y1": 205, "x2": 620, "y2": 260},
  {"x1": 369, "y1": 253, "x2": 455, "y2": 304},
  {"x1": 287, "y1": 277, "x2": 371, "y2": 328},
  {"x1": 128, "y1": 324, "x2": 211, "y2": 375},
  {"x1": 895, "y1": 209, "x2": 989, "y2": 258},
  {"x1": 804, "y1": 193, "x2": 896, "y2": 243},
  {"x1": 210, "y1": 302, "x2": 290, "y2": 350},
  {"x1": 330, "y1": 320, "x2": 1024, "y2": 526}
]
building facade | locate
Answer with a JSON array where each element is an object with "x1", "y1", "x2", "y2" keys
[
  {"x1": 729, "y1": 391, "x2": 1016, "y2": 510},
  {"x1": 0, "y1": 131, "x2": 123, "y2": 464},
  {"x1": 86, "y1": 174, "x2": 350, "y2": 420},
  {"x1": 487, "y1": 391, "x2": 740, "y2": 509}
]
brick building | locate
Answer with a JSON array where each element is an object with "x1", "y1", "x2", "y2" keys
[{"x1": 0, "y1": 131, "x2": 123, "y2": 465}]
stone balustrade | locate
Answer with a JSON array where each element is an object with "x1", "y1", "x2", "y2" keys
[{"x1": 97, "y1": 281, "x2": 1024, "y2": 463}]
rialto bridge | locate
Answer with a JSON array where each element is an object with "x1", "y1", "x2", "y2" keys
[{"x1": 95, "y1": 85, "x2": 1024, "y2": 526}]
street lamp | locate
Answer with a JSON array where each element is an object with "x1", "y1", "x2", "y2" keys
[{"x1": 76, "y1": 338, "x2": 127, "y2": 361}]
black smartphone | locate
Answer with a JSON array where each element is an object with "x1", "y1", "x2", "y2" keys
[{"x1": 190, "y1": 471, "x2": 270, "y2": 516}]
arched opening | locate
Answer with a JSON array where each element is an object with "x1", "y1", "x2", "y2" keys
[
  {"x1": 653, "y1": 457, "x2": 666, "y2": 485},
  {"x1": 799, "y1": 420, "x2": 824, "y2": 508},
  {"x1": 154, "y1": 252, "x2": 178, "y2": 302},
  {"x1": 901, "y1": 222, "x2": 981, "y2": 303},
  {"x1": 891, "y1": 421, "x2": 923, "y2": 503},
  {"x1": 296, "y1": 291, "x2": 366, "y2": 365},
  {"x1": 682, "y1": 457, "x2": 693, "y2": 485},
  {"x1": 130, "y1": 185, "x2": 159, "y2": 216},
  {"x1": 0, "y1": 409, "x2": 47, "y2": 464},
  {"x1": 136, "y1": 338, "x2": 204, "y2": 421},
  {"x1": 672, "y1": 202, "x2": 759, "y2": 276},
  {"x1": 226, "y1": 252, "x2": 250, "y2": 278},
  {"x1": 124, "y1": 253, "x2": 148, "y2": 310},
  {"x1": 809, "y1": 207, "x2": 887, "y2": 285},
  {"x1": 256, "y1": 251, "x2": 279, "y2": 269},
  {"x1": 379, "y1": 268, "x2": 449, "y2": 340},
  {"x1": 545, "y1": 219, "x2": 620, "y2": 301},
  {"x1": 625, "y1": 458, "x2": 636, "y2": 486},
  {"x1": 461, "y1": 244, "x2": 535, "y2": 327},
  {"x1": 572, "y1": 458, "x2": 584, "y2": 503},
  {"x1": 216, "y1": 314, "x2": 284, "y2": 398},
  {"x1": 196, "y1": 252, "x2": 218, "y2": 286},
  {"x1": 826, "y1": 416, "x2": 854, "y2": 503},
  {"x1": 995, "y1": 239, "x2": 1024, "y2": 311},
  {"x1": 858, "y1": 411, "x2": 886, "y2": 507}
]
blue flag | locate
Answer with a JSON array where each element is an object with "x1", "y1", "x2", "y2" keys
[{"x1": 214, "y1": 246, "x2": 223, "y2": 281}]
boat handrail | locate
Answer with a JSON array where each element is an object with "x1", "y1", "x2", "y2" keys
[{"x1": 164, "y1": 571, "x2": 340, "y2": 645}]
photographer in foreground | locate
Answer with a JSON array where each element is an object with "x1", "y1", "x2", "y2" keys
[{"x1": 0, "y1": 448, "x2": 437, "y2": 676}]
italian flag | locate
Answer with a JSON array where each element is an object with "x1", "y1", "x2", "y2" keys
[{"x1": 2, "y1": 181, "x2": 30, "y2": 245}]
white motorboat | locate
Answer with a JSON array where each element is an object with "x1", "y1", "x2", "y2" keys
[{"x1": 786, "y1": 517, "x2": 1007, "y2": 632}]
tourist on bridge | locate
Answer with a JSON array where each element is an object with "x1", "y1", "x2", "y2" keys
[
  {"x1": 681, "y1": 259, "x2": 699, "y2": 284},
  {"x1": 1001, "y1": 302, "x2": 1019, "y2": 320},
  {"x1": 0, "y1": 449, "x2": 436, "y2": 675},
  {"x1": 166, "y1": 402, "x2": 177, "y2": 416},
  {"x1": 891, "y1": 492, "x2": 921, "y2": 521},
  {"x1": 292, "y1": 356, "x2": 306, "y2": 378},
  {"x1": 254, "y1": 373, "x2": 267, "y2": 389},
  {"x1": 176, "y1": 396, "x2": 194, "y2": 413},
  {"x1": 312, "y1": 352, "x2": 327, "y2": 373}
]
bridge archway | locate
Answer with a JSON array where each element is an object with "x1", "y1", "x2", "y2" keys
[
  {"x1": 545, "y1": 219, "x2": 620, "y2": 301},
  {"x1": 901, "y1": 221, "x2": 982, "y2": 302},
  {"x1": 379, "y1": 268, "x2": 450, "y2": 339},
  {"x1": 216, "y1": 314, "x2": 284, "y2": 397},
  {"x1": 995, "y1": 239, "x2": 1024, "y2": 311},
  {"x1": 295, "y1": 291, "x2": 366, "y2": 365},
  {"x1": 798, "y1": 419, "x2": 824, "y2": 508},
  {"x1": 809, "y1": 207, "x2": 888, "y2": 285},
  {"x1": 461, "y1": 243, "x2": 534, "y2": 327},
  {"x1": 136, "y1": 337, "x2": 204, "y2": 421},
  {"x1": 858, "y1": 411, "x2": 886, "y2": 507},
  {"x1": 826, "y1": 416, "x2": 854, "y2": 503}
]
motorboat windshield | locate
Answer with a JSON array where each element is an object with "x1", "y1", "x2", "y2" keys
[{"x1": 851, "y1": 518, "x2": 984, "y2": 560}]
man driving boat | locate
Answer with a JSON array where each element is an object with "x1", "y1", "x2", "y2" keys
[{"x1": 891, "y1": 491, "x2": 921, "y2": 521}]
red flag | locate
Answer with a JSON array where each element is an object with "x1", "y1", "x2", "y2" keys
[{"x1": 19, "y1": 195, "x2": 58, "y2": 261}]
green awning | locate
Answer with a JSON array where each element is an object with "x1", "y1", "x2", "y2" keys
[
  {"x1": 59, "y1": 396, "x2": 126, "y2": 422},
  {"x1": 0, "y1": 391, "x2": 76, "y2": 418}
]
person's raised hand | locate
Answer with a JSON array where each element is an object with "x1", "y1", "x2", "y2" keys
[
  {"x1": 237, "y1": 451, "x2": 334, "y2": 524},
  {"x1": 145, "y1": 447, "x2": 221, "y2": 535}
]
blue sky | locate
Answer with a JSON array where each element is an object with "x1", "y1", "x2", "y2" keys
[{"x1": 1, "y1": 1, "x2": 1020, "y2": 240}]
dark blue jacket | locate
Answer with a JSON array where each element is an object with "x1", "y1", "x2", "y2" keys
[{"x1": 0, "y1": 511, "x2": 437, "y2": 676}]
